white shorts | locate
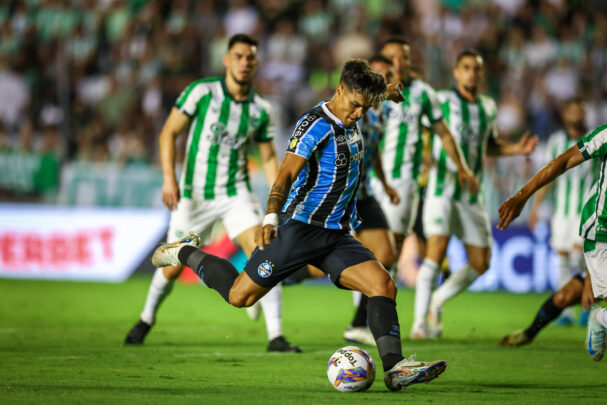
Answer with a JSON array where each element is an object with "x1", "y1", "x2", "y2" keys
[
  {"x1": 550, "y1": 215, "x2": 583, "y2": 252},
  {"x1": 370, "y1": 176, "x2": 419, "y2": 235},
  {"x1": 584, "y1": 241, "x2": 607, "y2": 298},
  {"x1": 423, "y1": 194, "x2": 492, "y2": 247},
  {"x1": 167, "y1": 192, "x2": 263, "y2": 244}
]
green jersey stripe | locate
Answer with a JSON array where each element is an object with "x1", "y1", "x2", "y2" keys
[
  {"x1": 578, "y1": 177, "x2": 586, "y2": 214},
  {"x1": 453, "y1": 92, "x2": 471, "y2": 202},
  {"x1": 204, "y1": 97, "x2": 232, "y2": 200},
  {"x1": 183, "y1": 93, "x2": 212, "y2": 198},
  {"x1": 391, "y1": 86, "x2": 411, "y2": 179},
  {"x1": 256, "y1": 108, "x2": 270, "y2": 142},
  {"x1": 469, "y1": 97, "x2": 487, "y2": 204},
  {"x1": 434, "y1": 99, "x2": 450, "y2": 196},
  {"x1": 227, "y1": 102, "x2": 250, "y2": 196}
]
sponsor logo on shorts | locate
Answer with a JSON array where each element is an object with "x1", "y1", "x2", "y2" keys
[{"x1": 258, "y1": 260, "x2": 274, "y2": 278}]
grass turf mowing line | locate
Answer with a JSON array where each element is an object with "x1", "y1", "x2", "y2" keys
[{"x1": 0, "y1": 276, "x2": 605, "y2": 404}]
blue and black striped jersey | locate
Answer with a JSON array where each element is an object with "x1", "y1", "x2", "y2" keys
[{"x1": 283, "y1": 102, "x2": 364, "y2": 230}]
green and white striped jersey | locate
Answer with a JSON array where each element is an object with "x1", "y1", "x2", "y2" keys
[
  {"x1": 576, "y1": 124, "x2": 607, "y2": 242},
  {"x1": 428, "y1": 88, "x2": 498, "y2": 203},
  {"x1": 175, "y1": 77, "x2": 274, "y2": 200},
  {"x1": 546, "y1": 129, "x2": 598, "y2": 220},
  {"x1": 381, "y1": 78, "x2": 443, "y2": 182}
]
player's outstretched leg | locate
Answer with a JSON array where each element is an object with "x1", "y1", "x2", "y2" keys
[
  {"x1": 125, "y1": 233, "x2": 203, "y2": 345},
  {"x1": 152, "y1": 233, "x2": 260, "y2": 305},
  {"x1": 586, "y1": 304, "x2": 607, "y2": 361},
  {"x1": 499, "y1": 276, "x2": 583, "y2": 347},
  {"x1": 339, "y1": 260, "x2": 446, "y2": 390}
]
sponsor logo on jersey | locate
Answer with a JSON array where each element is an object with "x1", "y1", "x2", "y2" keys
[
  {"x1": 257, "y1": 260, "x2": 274, "y2": 278},
  {"x1": 289, "y1": 138, "x2": 299, "y2": 149}
]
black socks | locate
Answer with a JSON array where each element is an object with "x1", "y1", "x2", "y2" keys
[
  {"x1": 524, "y1": 294, "x2": 563, "y2": 340},
  {"x1": 178, "y1": 245, "x2": 238, "y2": 303},
  {"x1": 367, "y1": 296, "x2": 403, "y2": 371}
]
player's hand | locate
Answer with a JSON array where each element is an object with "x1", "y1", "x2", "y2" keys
[
  {"x1": 517, "y1": 130, "x2": 539, "y2": 156},
  {"x1": 582, "y1": 276, "x2": 595, "y2": 311},
  {"x1": 384, "y1": 184, "x2": 400, "y2": 205},
  {"x1": 497, "y1": 193, "x2": 527, "y2": 230},
  {"x1": 527, "y1": 208, "x2": 539, "y2": 231},
  {"x1": 386, "y1": 82, "x2": 404, "y2": 103},
  {"x1": 255, "y1": 224, "x2": 277, "y2": 250},
  {"x1": 162, "y1": 177, "x2": 180, "y2": 210},
  {"x1": 457, "y1": 168, "x2": 479, "y2": 194}
]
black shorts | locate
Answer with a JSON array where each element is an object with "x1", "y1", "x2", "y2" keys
[
  {"x1": 244, "y1": 216, "x2": 376, "y2": 290},
  {"x1": 355, "y1": 195, "x2": 389, "y2": 233}
]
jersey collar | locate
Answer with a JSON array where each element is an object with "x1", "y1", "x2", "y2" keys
[
  {"x1": 220, "y1": 76, "x2": 255, "y2": 103},
  {"x1": 321, "y1": 102, "x2": 346, "y2": 128}
]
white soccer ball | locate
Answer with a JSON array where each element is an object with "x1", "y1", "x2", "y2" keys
[{"x1": 327, "y1": 346, "x2": 376, "y2": 392}]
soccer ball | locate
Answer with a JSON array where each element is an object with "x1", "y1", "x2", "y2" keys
[{"x1": 327, "y1": 346, "x2": 376, "y2": 392}]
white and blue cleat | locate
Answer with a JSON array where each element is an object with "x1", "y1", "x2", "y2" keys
[
  {"x1": 586, "y1": 304, "x2": 606, "y2": 361},
  {"x1": 151, "y1": 232, "x2": 202, "y2": 267},
  {"x1": 384, "y1": 354, "x2": 446, "y2": 391}
]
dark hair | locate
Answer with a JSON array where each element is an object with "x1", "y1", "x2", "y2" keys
[
  {"x1": 456, "y1": 49, "x2": 483, "y2": 64},
  {"x1": 368, "y1": 54, "x2": 393, "y2": 66},
  {"x1": 228, "y1": 33, "x2": 258, "y2": 50},
  {"x1": 339, "y1": 59, "x2": 387, "y2": 105},
  {"x1": 562, "y1": 96, "x2": 584, "y2": 109},
  {"x1": 381, "y1": 36, "x2": 409, "y2": 49}
]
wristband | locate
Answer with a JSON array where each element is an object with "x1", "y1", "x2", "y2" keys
[{"x1": 262, "y1": 213, "x2": 278, "y2": 227}]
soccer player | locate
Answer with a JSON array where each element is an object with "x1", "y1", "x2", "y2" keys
[
  {"x1": 151, "y1": 59, "x2": 447, "y2": 390},
  {"x1": 412, "y1": 49, "x2": 538, "y2": 339},
  {"x1": 343, "y1": 55, "x2": 401, "y2": 346},
  {"x1": 527, "y1": 98, "x2": 597, "y2": 325},
  {"x1": 376, "y1": 37, "x2": 477, "y2": 276},
  {"x1": 124, "y1": 34, "x2": 300, "y2": 353},
  {"x1": 499, "y1": 271, "x2": 595, "y2": 347},
  {"x1": 498, "y1": 123, "x2": 607, "y2": 361}
]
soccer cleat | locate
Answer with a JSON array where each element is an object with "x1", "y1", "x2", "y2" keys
[
  {"x1": 124, "y1": 319, "x2": 152, "y2": 345},
  {"x1": 343, "y1": 326, "x2": 377, "y2": 347},
  {"x1": 498, "y1": 330, "x2": 532, "y2": 347},
  {"x1": 579, "y1": 310, "x2": 588, "y2": 327},
  {"x1": 586, "y1": 305, "x2": 606, "y2": 361},
  {"x1": 246, "y1": 301, "x2": 261, "y2": 321},
  {"x1": 267, "y1": 335, "x2": 302, "y2": 353},
  {"x1": 428, "y1": 300, "x2": 443, "y2": 338},
  {"x1": 384, "y1": 354, "x2": 446, "y2": 391},
  {"x1": 151, "y1": 232, "x2": 202, "y2": 267}
]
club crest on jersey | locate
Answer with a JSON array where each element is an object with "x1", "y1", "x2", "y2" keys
[
  {"x1": 458, "y1": 123, "x2": 479, "y2": 142},
  {"x1": 258, "y1": 260, "x2": 274, "y2": 278},
  {"x1": 208, "y1": 122, "x2": 228, "y2": 143}
]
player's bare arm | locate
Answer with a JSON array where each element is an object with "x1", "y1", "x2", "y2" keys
[
  {"x1": 372, "y1": 154, "x2": 400, "y2": 204},
  {"x1": 527, "y1": 184, "x2": 550, "y2": 231},
  {"x1": 255, "y1": 153, "x2": 307, "y2": 250},
  {"x1": 258, "y1": 141, "x2": 280, "y2": 186},
  {"x1": 158, "y1": 107, "x2": 191, "y2": 210},
  {"x1": 433, "y1": 119, "x2": 479, "y2": 194},
  {"x1": 497, "y1": 145, "x2": 585, "y2": 230},
  {"x1": 487, "y1": 130, "x2": 539, "y2": 156}
]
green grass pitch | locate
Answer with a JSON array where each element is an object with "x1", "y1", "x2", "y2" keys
[{"x1": 0, "y1": 276, "x2": 605, "y2": 404}]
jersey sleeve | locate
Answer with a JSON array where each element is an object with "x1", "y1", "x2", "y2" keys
[
  {"x1": 421, "y1": 84, "x2": 443, "y2": 124},
  {"x1": 253, "y1": 105, "x2": 275, "y2": 143},
  {"x1": 577, "y1": 124, "x2": 607, "y2": 160},
  {"x1": 286, "y1": 113, "x2": 330, "y2": 159},
  {"x1": 174, "y1": 81, "x2": 210, "y2": 117}
]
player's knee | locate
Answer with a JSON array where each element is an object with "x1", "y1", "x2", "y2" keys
[
  {"x1": 228, "y1": 290, "x2": 248, "y2": 308},
  {"x1": 554, "y1": 288, "x2": 577, "y2": 308},
  {"x1": 368, "y1": 275, "x2": 396, "y2": 299},
  {"x1": 469, "y1": 257, "x2": 490, "y2": 273}
]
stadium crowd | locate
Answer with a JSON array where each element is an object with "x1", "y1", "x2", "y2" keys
[{"x1": 1, "y1": 0, "x2": 607, "y2": 217}]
